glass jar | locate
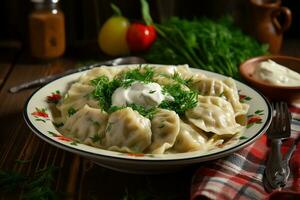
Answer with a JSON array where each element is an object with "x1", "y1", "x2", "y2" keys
[{"x1": 29, "y1": 0, "x2": 66, "y2": 59}]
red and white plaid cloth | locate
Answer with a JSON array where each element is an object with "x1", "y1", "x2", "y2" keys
[{"x1": 191, "y1": 104, "x2": 300, "y2": 200}]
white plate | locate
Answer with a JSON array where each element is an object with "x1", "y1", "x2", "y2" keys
[{"x1": 24, "y1": 64, "x2": 272, "y2": 173}]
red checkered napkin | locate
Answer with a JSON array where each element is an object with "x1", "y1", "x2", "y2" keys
[{"x1": 191, "y1": 105, "x2": 300, "y2": 200}]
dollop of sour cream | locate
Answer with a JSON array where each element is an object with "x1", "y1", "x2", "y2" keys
[
  {"x1": 111, "y1": 82, "x2": 173, "y2": 108},
  {"x1": 253, "y1": 59, "x2": 300, "y2": 87}
]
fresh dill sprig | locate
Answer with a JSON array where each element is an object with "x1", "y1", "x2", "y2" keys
[
  {"x1": 24, "y1": 166, "x2": 61, "y2": 200},
  {"x1": 0, "y1": 170, "x2": 27, "y2": 192},
  {"x1": 108, "y1": 104, "x2": 157, "y2": 119},
  {"x1": 0, "y1": 164, "x2": 65, "y2": 199},
  {"x1": 159, "y1": 84, "x2": 198, "y2": 115}
]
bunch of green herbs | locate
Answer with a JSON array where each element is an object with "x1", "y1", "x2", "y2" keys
[{"x1": 143, "y1": 16, "x2": 268, "y2": 79}]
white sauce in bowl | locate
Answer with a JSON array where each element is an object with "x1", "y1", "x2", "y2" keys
[{"x1": 253, "y1": 59, "x2": 300, "y2": 87}]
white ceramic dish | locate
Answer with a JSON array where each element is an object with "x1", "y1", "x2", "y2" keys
[{"x1": 24, "y1": 64, "x2": 272, "y2": 173}]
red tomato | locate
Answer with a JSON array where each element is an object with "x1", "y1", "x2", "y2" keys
[{"x1": 126, "y1": 23, "x2": 157, "y2": 52}]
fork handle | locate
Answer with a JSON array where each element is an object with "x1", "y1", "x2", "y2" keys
[{"x1": 265, "y1": 139, "x2": 286, "y2": 189}]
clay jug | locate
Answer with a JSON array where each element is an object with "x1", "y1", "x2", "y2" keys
[{"x1": 248, "y1": 0, "x2": 292, "y2": 54}]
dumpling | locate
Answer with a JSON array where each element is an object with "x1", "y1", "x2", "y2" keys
[
  {"x1": 153, "y1": 65, "x2": 177, "y2": 76},
  {"x1": 56, "y1": 82, "x2": 100, "y2": 122},
  {"x1": 61, "y1": 105, "x2": 108, "y2": 146},
  {"x1": 190, "y1": 77, "x2": 249, "y2": 116},
  {"x1": 147, "y1": 109, "x2": 180, "y2": 154},
  {"x1": 169, "y1": 120, "x2": 208, "y2": 153},
  {"x1": 223, "y1": 78, "x2": 249, "y2": 116},
  {"x1": 185, "y1": 96, "x2": 244, "y2": 135},
  {"x1": 78, "y1": 66, "x2": 122, "y2": 84},
  {"x1": 104, "y1": 107, "x2": 152, "y2": 153},
  {"x1": 153, "y1": 65, "x2": 192, "y2": 85},
  {"x1": 153, "y1": 75, "x2": 177, "y2": 86},
  {"x1": 175, "y1": 64, "x2": 206, "y2": 80}
]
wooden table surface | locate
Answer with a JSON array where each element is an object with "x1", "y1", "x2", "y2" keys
[{"x1": 0, "y1": 40, "x2": 299, "y2": 200}]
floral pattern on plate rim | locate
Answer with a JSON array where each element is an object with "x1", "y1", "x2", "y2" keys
[{"x1": 31, "y1": 107, "x2": 49, "y2": 123}]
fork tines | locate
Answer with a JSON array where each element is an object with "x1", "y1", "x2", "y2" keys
[{"x1": 269, "y1": 102, "x2": 291, "y2": 139}]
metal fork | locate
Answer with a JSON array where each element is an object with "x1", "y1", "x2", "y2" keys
[{"x1": 263, "y1": 102, "x2": 291, "y2": 191}]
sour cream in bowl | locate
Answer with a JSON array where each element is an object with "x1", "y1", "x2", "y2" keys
[
  {"x1": 253, "y1": 59, "x2": 300, "y2": 87},
  {"x1": 239, "y1": 55, "x2": 300, "y2": 103}
]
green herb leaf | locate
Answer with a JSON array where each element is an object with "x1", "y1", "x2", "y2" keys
[
  {"x1": 162, "y1": 72, "x2": 192, "y2": 85},
  {"x1": 0, "y1": 170, "x2": 27, "y2": 192},
  {"x1": 89, "y1": 134, "x2": 101, "y2": 143},
  {"x1": 127, "y1": 104, "x2": 157, "y2": 119},
  {"x1": 121, "y1": 66, "x2": 154, "y2": 85},
  {"x1": 67, "y1": 107, "x2": 77, "y2": 117},
  {"x1": 159, "y1": 84, "x2": 197, "y2": 115},
  {"x1": 0, "y1": 166, "x2": 66, "y2": 199},
  {"x1": 53, "y1": 122, "x2": 64, "y2": 128},
  {"x1": 108, "y1": 105, "x2": 126, "y2": 113}
]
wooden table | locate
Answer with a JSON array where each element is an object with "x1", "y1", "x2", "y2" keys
[{"x1": 0, "y1": 40, "x2": 299, "y2": 200}]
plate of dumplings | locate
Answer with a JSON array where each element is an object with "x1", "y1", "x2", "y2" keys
[{"x1": 24, "y1": 64, "x2": 272, "y2": 173}]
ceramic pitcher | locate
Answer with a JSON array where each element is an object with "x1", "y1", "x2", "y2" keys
[{"x1": 249, "y1": 0, "x2": 292, "y2": 54}]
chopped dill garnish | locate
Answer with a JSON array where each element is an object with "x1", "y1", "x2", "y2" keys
[
  {"x1": 158, "y1": 124, "x2": 165, "y2": 128},
  {"x1": 89, "y1": 134, "x2": 101, "y2": 143},
  {"x1": 161, "y1": 72, "x2": 192, "y2": 85},
  {"x1": 121, "y1": 66, "x2": 154, "y2": 84},
  {"x1": 93, "y1": 121, "x2": 101, "y2": 127},
  {"x1": 91, "y1": 76, "x2": 121, "y2": 111},
  {"x1": 106, "y1": 122, "x2": 114, "y2": 133},
  {"x1": 127, "y1": 104, "x2": 157, "y2": 119},
  {"x1": 108, "y1": 105, "x2": 126, "y2": 113},
  {"x1": 159, "y1": 84, "x2": 198, "y2": 115},
  {"x1": 67, "y1": 107, "x2": 77, "y2": 116},
  {"x1": 171, "y1": 72, "x2": 192, "y2": 85},
  {"x1": 219, "y1": 91, "x2": 225, "y2": 97},
  {"x1": 53, "y1": 122, "x2": 64, "y2": 128},
  {"x1": 108, "y1": 104, "x2": 157, "y2": 119}
]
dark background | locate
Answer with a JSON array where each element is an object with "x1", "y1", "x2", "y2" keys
[{"x1": 0, "y1": 0, "x2": 299, "y2": 55}]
